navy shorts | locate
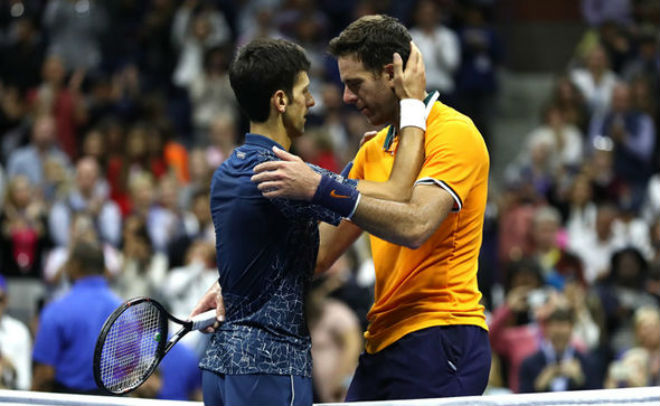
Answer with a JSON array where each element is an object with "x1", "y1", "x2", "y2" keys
[
  {"x1": 345, "y1": 325, "x2": 491, "y2": 401},
  {"x1": 202, "y1": 370, "x2": 313, "y2": 406}
]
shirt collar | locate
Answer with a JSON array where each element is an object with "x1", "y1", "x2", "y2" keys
[
  {"x1": 245, "y1": 133, "x2": 286, "y2": 151},
  {"x1": 383, "y1": 90, "x2": 440, "y2": 152}
]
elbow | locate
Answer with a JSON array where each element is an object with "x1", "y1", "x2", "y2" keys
[{"x1": 400, "y1": 223, "x2": 433, "y2": 249}]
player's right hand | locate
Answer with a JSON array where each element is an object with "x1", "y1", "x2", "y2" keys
[
  {"x1": 189, "y1": 281, "x2": 225, "y2": 333},
  {"x1": 392, "y1": 41, "x2": 426, "y2": 101}
]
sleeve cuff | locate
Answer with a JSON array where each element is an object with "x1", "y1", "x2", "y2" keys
[{"x1": 414, "y1": 177, "x2": 462, "y2": 212}]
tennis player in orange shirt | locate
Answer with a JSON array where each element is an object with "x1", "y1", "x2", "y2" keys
[{"x1": 251, "y1": 15, "x2": 491, "y2": 401}]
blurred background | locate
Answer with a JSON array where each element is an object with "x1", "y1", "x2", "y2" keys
[{"x1": 0, "y1": 0, "x2": 658, "y2": 403}]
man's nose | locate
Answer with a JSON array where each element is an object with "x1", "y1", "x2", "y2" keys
[{"x1": 343, "y1": 86, "x2": 357, "y2": 104}]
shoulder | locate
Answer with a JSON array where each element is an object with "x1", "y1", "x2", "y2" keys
[
  {"x1": 2, "y1": 315, "x2": 30, "y2": 337},
  {"x1": 427, "y1": 103, "x2": 488, "y2": 153}
]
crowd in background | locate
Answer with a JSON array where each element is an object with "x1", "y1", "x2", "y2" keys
[{"x1": 0, "y1": 0, "x2": 658, "y2": 403}]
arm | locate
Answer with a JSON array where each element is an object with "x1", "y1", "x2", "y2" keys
[
  {"x1": 355, "y1": 126, "x2": 425, "y2": 202},
  {"x1": 31, "y1": 363, "x2": 55, "y2": 392},
  {"x1": 350, "y1": 184, "x2": 454, "y2": 249},
  {"x1": 316, "y1": 220, "x2": 362, "y2": 274}
]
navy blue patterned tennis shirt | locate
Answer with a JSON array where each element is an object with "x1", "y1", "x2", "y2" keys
[{"x1": 200, "y1": 133, "x2": 354, "y2": 378}]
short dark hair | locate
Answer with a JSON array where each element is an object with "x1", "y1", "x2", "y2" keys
[
  {"x1": 547, "y1": 307, "x2": 575, "y2": 324},
  {"x1": 69, "y1": 240, "x2": 105, "y2": 275},
  {"x1": 328, "y1": 15, "x2": 412, "y2": 74},
  {"x1": 229, "y1": 38, "x2": 310, "y2": 123}
]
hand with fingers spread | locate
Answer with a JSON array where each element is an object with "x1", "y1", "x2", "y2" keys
[
  {"x1": 392, "y1": 41, "x2": 426, "y2": 101},
  {"x1": 251, "y1": 147, "x2": 322, "y2": 201}
]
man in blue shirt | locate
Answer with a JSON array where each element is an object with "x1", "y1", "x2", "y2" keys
[
  {"x1": 190, "y1": 37, "x2": 427, "y2": 406},
  {"x1": 32, "y1": 240, "x2": 121, "y2": 393}
]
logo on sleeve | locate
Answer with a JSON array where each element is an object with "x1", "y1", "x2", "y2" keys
[{"x1": 330, "y1": 190, "x2": 350, "y2": 199}]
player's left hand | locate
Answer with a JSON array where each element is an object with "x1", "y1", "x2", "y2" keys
[{"x1": 251, "y1": 146, "x2": 321, "y2": 201}]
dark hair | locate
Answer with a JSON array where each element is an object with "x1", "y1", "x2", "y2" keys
[
  {"x1": 328, "y1": 15, "x2": 412, "y2": 73},
  {"x1": 69, "y1": 241, "x2": 105, "y2": 275},
  {"x1": 229, "y1": 38, "x2": 310, "y2": 123},
  {"x1": 547, "y1": 307, "x2": 575, "y2": 324},
  {"x1": 504, "y1": 258, "x2": 544, "y2": 293}
]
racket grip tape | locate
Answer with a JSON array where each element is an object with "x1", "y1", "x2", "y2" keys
[{"x1": 190, "y1": 310, "x2": 219, "y2": 330}]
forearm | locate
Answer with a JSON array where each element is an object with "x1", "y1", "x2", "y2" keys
[
  {"x1": 356, "y1": 127, "x2": 425, "y2": 202},
  {"x1": 351, "y1": 189, "x2": 450, "y2": 249},
  {"x1": 316, "y1": 221, "x2": 362, "y2": 274}
]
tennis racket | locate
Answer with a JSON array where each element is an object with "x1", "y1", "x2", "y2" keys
[{"x1": 93, "y1": 296, "x2": 217, "y2": 395}]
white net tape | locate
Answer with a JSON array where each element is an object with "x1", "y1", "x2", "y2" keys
[{"x1": 1, "y1": 387, "x2": 658, "y2": 406}]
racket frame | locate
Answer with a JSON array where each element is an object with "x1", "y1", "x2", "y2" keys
[{"x1": 93, "y1": 296, "x2": 194, "y2": 395}]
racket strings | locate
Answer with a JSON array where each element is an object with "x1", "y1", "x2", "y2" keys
[{"x1": 99, "y1": 302, "x2": 163, "y2": 393}]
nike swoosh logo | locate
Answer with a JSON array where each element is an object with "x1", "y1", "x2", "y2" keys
[{"x1": 330, "y1": 190, "x2": 350, "y2": 199}]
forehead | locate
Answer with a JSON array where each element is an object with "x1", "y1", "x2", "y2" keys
[
  {"x1": 294, "y1": 71, "x2": 310, "y2": 88},
  {"x1": 337, "y1": 54, "x2": 374, "y2": 82}
]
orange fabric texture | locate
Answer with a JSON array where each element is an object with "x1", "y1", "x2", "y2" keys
[{"x1": 349, "y1": 101, "x2": 490, "y2": 354}]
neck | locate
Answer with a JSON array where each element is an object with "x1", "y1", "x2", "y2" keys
[{"x1": 250, "y1": 118, "x2": 292, "y2": 151}]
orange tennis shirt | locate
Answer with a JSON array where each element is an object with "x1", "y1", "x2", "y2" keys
[{"x1": 349, "y1": 100, "x2": 490, "y2": 354}]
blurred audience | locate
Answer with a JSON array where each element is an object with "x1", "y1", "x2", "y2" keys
[
  {"x1": 0, "y1": 0, "x2": 657, "y2": 399},
  {"x1": 0, "y1": 275, "x2": 31, "y2": 390},
  {"x1": 518, "y1": 306, "x2": 599, "y2": 393}
]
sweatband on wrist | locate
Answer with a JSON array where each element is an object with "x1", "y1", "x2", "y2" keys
[
  {"x1": 312, "y1": 175, "x2": 360, "y2": 219},
  {"x1": 339, "y1": 161, "x2": 354, "y2": 178},
  {"x1": 399, "y1": 98, "x2": 426, "y2": 131}
]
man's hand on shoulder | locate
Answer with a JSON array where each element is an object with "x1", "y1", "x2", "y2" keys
[{"x1": 251, "y1": 147, "x2": 321, "y2": 200}]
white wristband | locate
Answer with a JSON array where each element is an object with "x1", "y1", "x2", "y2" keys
[{"x1": 399, "y1": 98, "x2": 426, "y2": 131}]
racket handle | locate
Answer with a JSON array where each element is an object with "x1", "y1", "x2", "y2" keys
[{"x1": 190, "y1": 310, "x2": 220, "y2": 331}]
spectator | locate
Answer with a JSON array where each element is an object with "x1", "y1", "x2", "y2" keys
[
  {"x1": 27, "y1": 55, "x2": 86, "y2": 160},
  {"x1": 570, "y1": 45, "x2": 619, "y2": 117},
  {"x1": 518, "y1": 307, "x2": 599, "y2": 393},
  {"x1": 605, "y1": 306, "x2": 660, "y2": 388},
  {"x1": 565, "y1": 174, "x2": 598, "y2": 245},
  {"x1": 42, "y1": 0, "x2": 108, "y2": 71},
  {"x1": 187, "y1": 46, "x2": 237, "y2": 140},
  {"x1": 595, "y1": 247, "x2": 658, "y2": 355},
  {"x1": 0, "y1": 16, "x2": 45, "y2": 93},
  {"x1": 455, "y1": 4, "x2": 502, "y2": 146},
  {"x1": 551, "y1": 75, "x2": 590, "y2": 134},
  {"x1": 49, "y1": 157, "x2": 121, "y2": 248},
  {"x1": 6, "y1": 114, "x2": 71, "y2": 197},
  {"x1": 112, "y1": 215, "x2": 168, "y2": 300},
  {"x1": 631, "y1": 306, "x2": 660, "y2": 385},
  {"x1": 310, "y1": 298, "x2": 362, "y2": 403},
  {"x1": 588, "y1": 82, "x2": 656, "y2": 195},
  {"x1": 148, "y1": 175, "x2": 197, "y2": 254},
  {"x1": 0, "y1": 275, "x2": 32, "y2": 390},
  {"x1": 43, "y1": 213, "x2": 121, "y2": 299},
  {"x1": 569, "y1": 203, "x2": 623, "y2": 284},
  {"x1": 525, "y1": 104, "x2": 584, "y2": 171},
  {"x1": 205, "y1": 113, "x2": 238, "y2": 168},
  {"x1": 0, "y1": 175, "x2": 51, "y2": 278},
  {"x1": 161, "y1": 240, "x2": 217, "y2": 356},
  {"x1": 489, "y1": 259, "x2": 547, "y2": 392},
  {"x1": 171, "y1": 0, "x2": 231, "y2": 88},
  {"x1": 0, "y1": 164, "x2": 5, "y2": 210},
  {"x1": 409, "y1": 0, "x2": 460, "y2": 99},
  {"x1": 581, "y1": 0, "x2": 632, "y2": 27},
  {"x1": 32, "y1": 240, "x2": 121, "y2": 393},
  {"x1": 529, "y1": 206, "x2": 586, "y2": 290}
]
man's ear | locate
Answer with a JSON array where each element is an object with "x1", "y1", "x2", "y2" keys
[
  {"x1": 383, "y1": 63, "x2": 394, "y2": 84},
  {"x1": 272, "y1": 90, "x2": 288, "y2": 113}
]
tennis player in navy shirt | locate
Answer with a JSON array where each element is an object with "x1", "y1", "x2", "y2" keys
[{"x1": 191, "y1": 37, "x2": 427, "y2": 406}]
